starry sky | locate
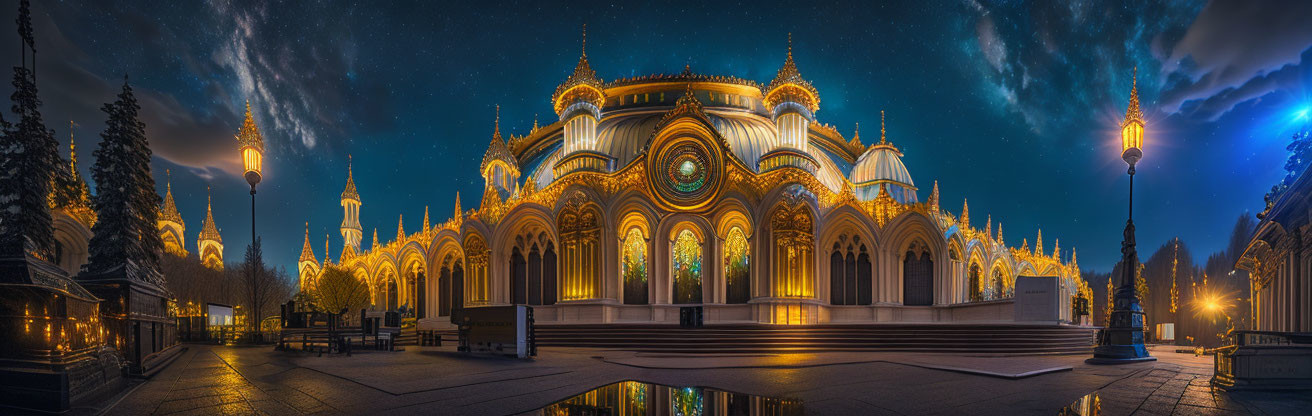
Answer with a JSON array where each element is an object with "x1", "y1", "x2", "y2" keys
[{"x1": 5, "y1": 0, "x2": 1311, "y2": 274}]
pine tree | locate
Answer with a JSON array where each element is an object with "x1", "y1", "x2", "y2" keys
[
  {"x1": 1263, "y1": 127, "x2": 1312, "y2": 217},
  {"x1": 0, "y1": 0, "x2": 57, "y2": 258},
  {"x1": 86, "y1": 79, "x2": 163, "y2": 281}
]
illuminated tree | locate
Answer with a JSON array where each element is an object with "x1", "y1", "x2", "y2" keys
[{"x1": 315, "y1": 266, "x2": 370, "y2": 315}]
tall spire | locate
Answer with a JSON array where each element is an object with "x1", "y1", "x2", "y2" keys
[
  {"x1": 372, "y1": 228, "x2": 380, "y2": 250},
  {"x1": 1035, "y1": 229, "x2": 1044, "y2": 256},
  {"x1": 552, "y1": 24, "x2": 604, "y2": 116},
  {"x1": 453, "y1": 192, "x2": 463, "y2": 227},
  {"x1": 880, "y1": 110, "x2": 887, "y2": 145},
  {"x1": 997, "y1": 223, "x2": 1004, "y2": 246},
  {"x1": 928, "y1": 180, "x2": 940, "y2": 212},
  {"x1": 1053, "y1": 238, "x2": 1060, "y2": 260},
  {"x1": 492, "y1": 104, "x2": 502, "y2": 141},
  {"x1": 199, "y1": 187, "x2": 221, "y2": 244},
  {"x1": 422, "y1": 206, "x2": 431, "y2": 232},
  {"x1": 324, "y1": 233, "x2": 331, "y2": 265},
  {"x1": 300, "y1": 222, "x2": 316, "y2": 263},
  {"x1": 396, "y1": 214, "x2": 405, "y2": 241},
  {"x1": 160, "y1": 169, "x2": 182, "y2": 223},
  {"x1": 961, "y1": 198, "x2": 970, "y2": 229},
  {"x1": 68, "y1": 120, "x2": 77, "y2": 172},
  {"x1": 984, "y1": 215, "x2": 992, "y2": 243}
]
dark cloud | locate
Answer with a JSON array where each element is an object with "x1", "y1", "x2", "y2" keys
[{"x1": 1158, "y1": 0, "x2": 1312, "y2": 120}]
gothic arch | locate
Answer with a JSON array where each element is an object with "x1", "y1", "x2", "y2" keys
[
  {"x1": 493, "y1": 204, "x2": 557, "y2": 305},
  {"x1": 654, "y1": 214, "x2": 714, "y2": 305},
  {"x1": 818, "y1": 207, "x2": 877, "y2": 306},
  {"x1": 554, "y1": 190, "x2": 601, "y2": 302},
  {"x1": 766, "y1": 196, "x2": 816, "y2": 299}
]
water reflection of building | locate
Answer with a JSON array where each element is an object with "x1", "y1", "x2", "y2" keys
[
  {"x1": 541, "y1": 381, "x2": 803, "y2": 416},
  {"x1": 296, "y1": 35, "x2": 1093, "y2": 328}
]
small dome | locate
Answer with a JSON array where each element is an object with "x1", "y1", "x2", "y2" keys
[{"x1": 851, "y1": 145, "x2": 914, "y2": 188}]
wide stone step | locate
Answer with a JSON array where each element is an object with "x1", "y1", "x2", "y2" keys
[{"x1": 531, "y1": 324, "x2": 1095, "y2": 354}]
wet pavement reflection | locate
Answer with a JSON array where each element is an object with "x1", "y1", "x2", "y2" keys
[
  {"x1": 1057, "y1": 391, "x2": 1099, "y2": 415},
  {"x1": 537, "y1": 380, "x2": 802, "y2": 416}
]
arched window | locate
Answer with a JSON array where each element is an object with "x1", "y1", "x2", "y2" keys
[
  {"x1": 451, "y1": 261, "x2": 464, "y2": 313},
  {"x1": 558, "y1": 197, "x2": 602, "y2": 301},
  {"x1": 386, "y1": 277, "x2": 398, "y2": 311},
  {"x1": 968, "y1": 263, "x2": 982, "y2": 302},
  {"x1": 672, "y1": 228, "x2": 703, "y2": 304},
  {"x1": 828, "y1": 234, "x2": 870, "y2": 306},
  {"x1": 902, "y1": 241, "x2": 933, "y2": 306},
  {"x1": 511, "y1": 247, "x2": 526, "y2": 304},
  {"x1": 509, "y1": 233, "x2": 558, "y2": 306},
  {"x1": 772, "y1": 205, "x2": 814, "y2": 298},
  {"x1": 723, "y1": 226, "x2": 750, "y2": 304},
  {"x1": 992, "y1": 267, "x2": 1007, "y2": 299},
  {"x1": 621, "y1": 227, "x2": 648, "y2": 305},
  {"x1": 463, "y1": 235, "x2": 487, "y2": 305}
]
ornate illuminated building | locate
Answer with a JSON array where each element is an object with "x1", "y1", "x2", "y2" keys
[
  {"x1": 196, "y1": 189, "x2": 225, "y2": 269},
  {"x1": 297, "y1": 35, "x2": 1093, "y2": 327}
]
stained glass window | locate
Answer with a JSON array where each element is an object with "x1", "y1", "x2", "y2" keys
[
  {"x1": 622, "y1": 228, "x2": 648, "y2": 305},
  {"x1": 672, "y1": 229, "x2": 702, "y2": 304},
  {"x1": 673, "y1": 387, "x2": 704, "y2": 416},
  {"x1": 724, "y1": 227, "x2": 750, "y2": 304}
]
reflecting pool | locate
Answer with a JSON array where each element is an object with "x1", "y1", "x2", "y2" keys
[
  {"x1": 1057, "y1": 391, "x2": 1100, "y2": 416},
  {"x1": 537, "y1": 381, "x2": 803, "y2": 416}
]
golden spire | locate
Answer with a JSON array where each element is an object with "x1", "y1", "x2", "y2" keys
[
  {"x1": 199, "y1": 186, "x2": 221, "y2": 243},
  {"x1": 493, "y1": 104, "x2": 502, "y2": 141},
  {"x1": 160, "y1": 169, "x2": 183, "y2": 223},
  {"x1": 984, "y1": 215, "x2": 992, "y2": 243},
  {"x1": 453, "y1": 192, "x2": 462, "y2": 219},
  {"x1": 396, "y1": 214, "x2": 405, "y2": 241},
  {"x1": 1035, "y1": 229, "x2": 1044, "y2": 256},
  {"x1": 300, "y1": 222, "x2": 316, "y2": 263},
  {"x1": 372, "y1": 228, "x2": 380, "y2": 250},
  {"x1": 997, "y1": 223, "x2": 1004, "y2": 245},
  {"x1": 1020, "y1": 238, "x2": 1028, "y2": 252},
  {"x1": 1124, "y1": 66, "x2": 1143, "y2": 125},
  {"x1": 960, "y1": 198, "x2": 969, "y2": 229},
  {"x1": 1053, "y1": 238, "x2": 1060, "y2": 260},
  {"x1": 422, "y1": 206, "x2": 431, "y2": 232},
  {"x1": 68, "y1": 120, "x2": 77, "y2": 172},
  {"x1": 928, "y1": 180, "x2": 940, "y2": 212},
  {"x1": 763, "y1": 32, "x2": 819, "y2": 112},
  {"x1": 324, "y1": 233, "x2": 331, "y2": 265},
  {"x1": 849, "y1": 122, "x2": 862, "y2": 147},
  {"x1": 531, "y1": 114, "x2": 539, "y2": 132},
  {"x1": 552, "y1": 24, "x2": 604, "y2": 115},
  {"x1": 341, "y1": 154, "x2": 360, "y2": 202},
  {"x1": 236, "y1": 100, "x2": 264, "y2": 151},
  {"x1": 880, "y1": 110, "x2": 887, "y2": 145}
]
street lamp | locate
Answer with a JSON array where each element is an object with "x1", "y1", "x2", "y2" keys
[
  {"x1": 237, "y1": 101, "x2": 264, "y2": 244},
  {"x1": 1089, "y1": 68, "x2": 1156, "y2": 364}
]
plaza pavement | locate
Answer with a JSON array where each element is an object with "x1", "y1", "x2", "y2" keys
[{"x1": 85, "y1": 344, "x2": 1310, "y2": 415}]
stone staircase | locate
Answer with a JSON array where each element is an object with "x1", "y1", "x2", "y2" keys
[{"x1": 534, "y1": 324, "x2": 1096, "y2": 354}]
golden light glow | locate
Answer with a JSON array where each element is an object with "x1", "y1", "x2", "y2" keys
[{"x1": 241, "y1": 146, "x2": 262, "y2": 177}]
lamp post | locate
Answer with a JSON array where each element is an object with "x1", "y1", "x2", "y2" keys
[
  {"x1": 238, "y1": 101, "x2": 264, "y2": 246},
  {"x1": 1089, "y1": 69, "x2": 1155, "y2": 364},
  {"x1": 237, "y1": 101, "x2": 264, "y2": 337}
]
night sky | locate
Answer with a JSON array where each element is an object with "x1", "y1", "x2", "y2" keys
[{"x1": 6, "y1": 1, "x2": 1311, "y2": 274}]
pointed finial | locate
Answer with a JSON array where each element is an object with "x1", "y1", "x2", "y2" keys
[
  {"x1": 68, "y1": 120, "x2": 78, "y2": 170},
  {"x1": 928, "y1": 180, "x2": 940, "y2": 210},
  {"x1": 581, "y1": 23, "x2": 587, "y2": 58},
  {"x1": 422, "y1": 205, "x2": 431, "y2": 231},
  {"x1": 493, "y1": 105, "x2": 501, "y2": 139},
  {"x1": 997, "y1": 223, "x2": 1004, "y2": 245},
  {"x1": 396, "y1": 214, "x2": 406, "y2": 241},
  {"x1": 166, "y1": 169, "x2": 172, "y2": 194},
  {"x1": 532, "y1": 114, "x2": 539, "y2": 131},
  {"x1": 961, "y1": 198, "x2": 970, "y2": 228},
  {"x1": 787, "y1": 32, "x2": 793, "y2": 61},
  {"x1": 1035, "y1": 229, "x2": 1044, "y2": 255},
  {"x1": 880, "y1": 110, "x2": 887, "y2": 145}
]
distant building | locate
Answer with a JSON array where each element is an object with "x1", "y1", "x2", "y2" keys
[{"x1": 295, "y1": 36, "x2": 1094, "y2": 329}]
